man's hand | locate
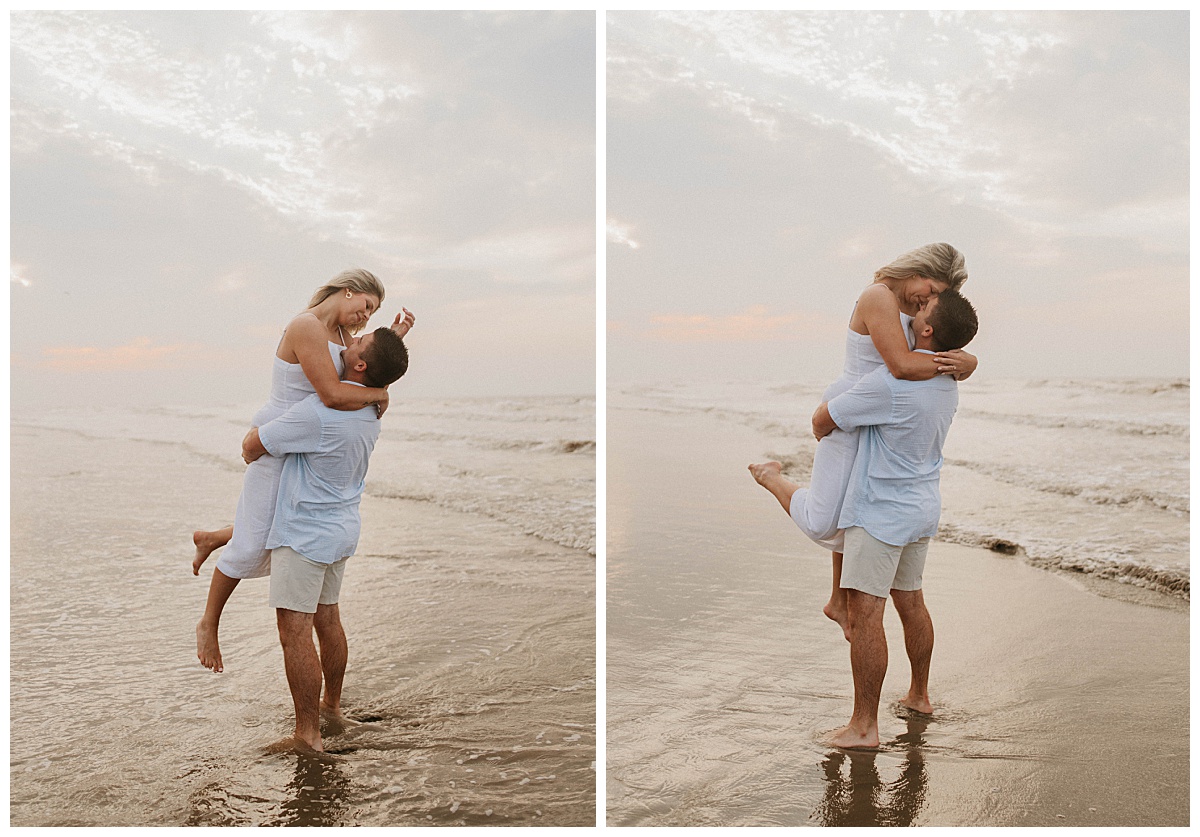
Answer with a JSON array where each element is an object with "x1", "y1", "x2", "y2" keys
[
  {"x1": 242, "y1": 427, "x2": 267, "y2": 464},
  {"x1": 812, "y1": 402, "x2": 838, "y2": 441}
]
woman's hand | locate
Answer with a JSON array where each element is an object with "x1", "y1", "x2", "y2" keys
[
  {"x1": 392, "y1": 307, "x2": 415, "y2": 338},
  {"x1": 812, "y1": 402, "x2": 837, "y2": 441},
  {"x1": 376, "y1": 389, "x2": 390, "y2": 419},
  {"x1": 933, "y1": 349, "x2": 977, "y2": 380},
  {"x1": 242, "y1": 427, "x2": 266, "y2": 464}
]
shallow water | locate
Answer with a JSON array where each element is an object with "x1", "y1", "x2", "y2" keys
[{"x1": 10, "y1": 397, "x2": 595, "y2": 827}]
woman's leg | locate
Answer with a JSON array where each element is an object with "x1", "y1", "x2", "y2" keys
[
  {"x1": 787, "y1": 429, "x2": 857, "y2": 546},
  {"x1": 196, "y1": 568, "x2": 240, "y2": 672},
  {"x1": 748, "y1": 461, "x2": 800, "y2": 513},
  {"x1": 824, "y1": 552, "x2": 850, "y2": 641},
  {"x1": 752, "y1": 429, "x2": 858, "y2": 636},
  {"x1": 194, "y1": 455, "x2": 281, "y2": 669},
  {"x1": 192, "y1": 525, "x2": 234, "y2": 575}
]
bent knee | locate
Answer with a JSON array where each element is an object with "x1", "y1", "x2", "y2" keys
[{"x1": 791, "y1": 508, "x2": 840, "y2": 542}]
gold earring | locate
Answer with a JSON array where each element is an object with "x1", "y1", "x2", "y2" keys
[{"x1": 345, "y1": 289, "x2": 353, "y2": 299}]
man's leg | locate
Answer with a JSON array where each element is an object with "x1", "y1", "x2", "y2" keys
[
  {"x1": 276, "y1": 608, "x2": 324, "y2": 752},
  {"x1": 829, "y1": 588, "x2": 888, "y2": 749},
  {"x1": 313, "y1": 603, "x2": 347, "y2": 718},
  {"x1": 891, "y1": 588, "x2": 934, "y2": 714},
  {"x1": 196, "y1": 568, "x2": 239, "y2": 672}
]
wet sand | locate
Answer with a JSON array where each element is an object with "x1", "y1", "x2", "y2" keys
[
  {"x1": 11, "y1": 424, "x2": 595, "y2": 826},
  {"x1": 606, "y1": 398, "x2": 1188, "y2": 826}
]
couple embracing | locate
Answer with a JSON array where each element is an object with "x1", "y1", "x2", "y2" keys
[
  {"x1": 751, "y1": 242, "x2": 979, "y2": 749},
  {"x1": 192, "y1": 268, "x2": 412, "y2": 754}
]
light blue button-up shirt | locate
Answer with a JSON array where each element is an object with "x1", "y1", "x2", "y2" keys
[
  {"x1": 827, "y1": 355, "x2": 958, "y2": 546},
  {"x1": 259, "y1": 388, "x2": 381, "y2": 564}
]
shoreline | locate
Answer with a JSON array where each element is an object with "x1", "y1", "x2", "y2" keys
[{"x1": 610, "y1": 379, "x2": 1190, "y2": 605}]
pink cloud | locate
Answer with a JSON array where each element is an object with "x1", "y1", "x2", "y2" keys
[
  {"x1": 645, "y1": 305, "x2": 839, "y2": 343},
  {"x1": 37, "y1": 337, "x2": 195, "y2": 372}
]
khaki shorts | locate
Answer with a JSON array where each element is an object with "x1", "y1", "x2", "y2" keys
[
  {"x1": 268, "y1": 546, "x2": 347, "y2": 613},
  {"x1": 839, "y1": 527, "x2": 929, "y2": 599}
]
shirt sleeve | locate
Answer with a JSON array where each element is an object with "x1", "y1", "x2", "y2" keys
[
  {"x1": 827, "y1": 367, "x2": 895, "y2": 431},
  {"x1": 258, "y1": 396, "x2": 324, "y2": 457}
]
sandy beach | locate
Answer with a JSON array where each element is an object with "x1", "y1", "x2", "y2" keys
[
  {"x1": 11, "y1": 400, "x2": 595, "y2": 827},
  {"x1": 607, "y1": 395, "x2": 1188, "y2": 827}
]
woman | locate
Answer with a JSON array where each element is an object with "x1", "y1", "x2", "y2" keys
[
  {"x1": 749, "y1": 243, "x2": 976, "y2": 639},
  {"x1": 193, "y1": 268, "x2": 415, "y2": 672}
]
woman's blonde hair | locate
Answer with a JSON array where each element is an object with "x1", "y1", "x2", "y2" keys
[
  {"x1": 874, "y1": 243, "x2": 967, "y2": 291},
  {"x1": 307, "y1": 268, "x2": 386, "y2": 334}
]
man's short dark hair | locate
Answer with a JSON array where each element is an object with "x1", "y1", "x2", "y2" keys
[
  {"x1": 361, "y1": 327, "x2": 409, "y2": 388},
  {"x1": 928, "y1": 289, "x2": 978, "y2": 352}
]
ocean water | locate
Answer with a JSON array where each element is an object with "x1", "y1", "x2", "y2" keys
[
  {"x1": 16, "y1": 394, "x2": 596, "y2": 557},
  {"x1": 10, "y1": 395, "x2": 595, "y2": 826},
  {"x1": 612, "y1": 376, "x2": 1188, "y2": 599}
]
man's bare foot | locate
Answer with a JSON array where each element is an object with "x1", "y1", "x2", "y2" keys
[
  {"x1": 320, "y1": 703, "x2": 355, "y2": 735},
  {"x1": 192, "y1": 530, "x2": 224, "y2": 575},
  {"x1": 265, "y1": 735, "x2": 329, "y2": 756},
  {"x1": 899, "y1": 694, "x2": 934, "y2": 715},
  {"x1": 826, "y1": 724, "x2": 880, "y2": 750},
  {"x1": 196, "y1": 619, "x2": 223, "y2": 672},
  {"x1": 748, "y1": 460, "x2": 784, "y2": 486},
  {"x1": 823, "y1": 601, "x2": 852, "y2": 642}
]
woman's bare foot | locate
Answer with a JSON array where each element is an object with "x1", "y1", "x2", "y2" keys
[
  {"x1": 192, "y1": 529, "x2": 226, "y2": 575},
  {"x1": 823, "y1": 601, "x2": 852, "y2": 642},
  {"x1": 826, "y1": 723, "x2": 880, "y2": 750},
  {"x1": 899, "y1": 693, "x2": 934, "y2": 715},
  {"x1": 196, "y1": 619, "x2": 223, "y2": 672},
  {"x1": 748, "y1": 461, "x2": 801, "y2": 514},
  {"x1": 748, "y1": 460, "x2": 783, "y2": 485}
]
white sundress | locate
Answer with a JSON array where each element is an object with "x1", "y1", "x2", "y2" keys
[
  {"x1": 214, "y1": 340, "x2": 346, "y2": 579},
  {"x1": 788, "y1": 310, "x2": 914, "y2": 553}
]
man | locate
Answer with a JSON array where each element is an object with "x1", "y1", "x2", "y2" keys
[
  {"x1": 811, "y1": 289, "x2": 978, "y2": 750},
  {"x1": 240, "y1": 326, "x2": 409, "y2": 753}
]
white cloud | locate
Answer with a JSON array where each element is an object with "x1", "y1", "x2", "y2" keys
[
  {"x1": 607, "y1": 219, "x2": 641, "y2": 250},
  {"x1": 607, "y1": 10, "x2": 1182, "y2": 237},
  {"x1": 11, "y1": 12, "x2": 421, "y2": 248}
]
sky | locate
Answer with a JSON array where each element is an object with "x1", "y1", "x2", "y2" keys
[
  {"x1": 11, "y1": 11, "x2": 596, "y2": 407},
  {"x1": 606, "y1": 11, "x2": 1189, "y2": 386}
]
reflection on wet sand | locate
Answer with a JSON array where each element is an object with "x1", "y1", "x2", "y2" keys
[
  {"x1": 814, "y1": 713, "x2": 930, "y2": 827},
  {"x1": 270, "y1": 753, "x2": 353, "y2": 827}
]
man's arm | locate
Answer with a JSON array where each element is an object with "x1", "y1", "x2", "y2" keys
[
  {"x1": 824, "y1": 367, "x2": 895, "y2": 434},
  {"x1": 243, "y1": 397, "x2": 324, "y2": 465}
]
